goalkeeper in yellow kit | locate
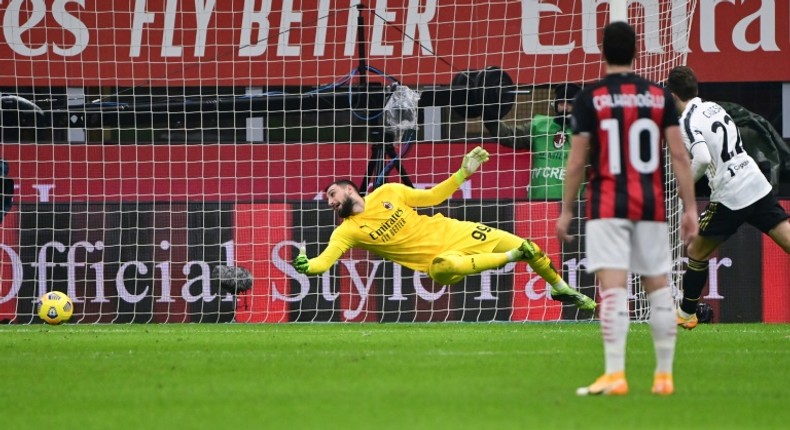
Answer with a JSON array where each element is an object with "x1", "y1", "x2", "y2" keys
[{"x1": 293, "y1": 147, "x2": 595, "y2": 310}]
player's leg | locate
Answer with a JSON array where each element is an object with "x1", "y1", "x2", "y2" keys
[
  {"x1": 491, "y1": 234, "x2": 563, "y2": 285},
  {"x1": 577, "y1": 269, "x2": 629, "y2": 396},
  {"x1": 679, "y1": 202, "x2": 735, "y2": 329},
  {"x1": 632, "y1": 221, "x2": 676, "y2": 395},
  {"x1": 427, "y1": 250, "x2": 510, "y2": 285},
  {"x1": 518, "y1": 239, "x2": 597, "y2": 310},
  {"x1": 436, "y1": 222, "x2": 561, "y2": 283},
  {"x1": 643, "y1": 273, "x2": 676, "y2": 395},
  {"x1": 576, "y1": 219, "x2": 631, "y2": 396},
  {"x1": 427, "y1": 223, "x2": 524, "y2": 284},
  {"x1": 491, "y1": 231, "x2": 596, "y2": 310},
  {"x1": 679, "y1": 235, "x2": 721, "y2": 328},
  {"x1": 767, "y1": 220, "x2": 790, "y2": 253},
  {"x1": 749, "y1": 194, "x2": 790, "y2": 253},
  {"x1": 427, "y1": 227, "x2": 540, "y2": 284},
  {"x1": 426, "y1": 224, "x2": 593, "y2": 309}
]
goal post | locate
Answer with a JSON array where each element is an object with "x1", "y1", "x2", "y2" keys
[{"x1": 0, "y1": 1, "x2": 697, "y2": 323}]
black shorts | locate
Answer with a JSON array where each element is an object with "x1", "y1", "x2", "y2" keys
[{"x1": 699, "y1": 192, "x2": 789, "y2": 239}]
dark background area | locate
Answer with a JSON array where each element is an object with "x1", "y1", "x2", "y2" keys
[{"x1": 2, "y1": 81, "x2": 788, "y2": 198}]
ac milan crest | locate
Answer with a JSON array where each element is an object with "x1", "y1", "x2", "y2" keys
[{"x1": 553, "y1": 131, "x2": 567, "y2": 148}]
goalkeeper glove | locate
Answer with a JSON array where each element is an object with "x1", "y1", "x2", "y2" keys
[
  {"x1": 293, "y1": 246, "x2": 310, "y2": 274},
  {"x1": 455, "y1": 146, "x2": 490, "y2": 183}
]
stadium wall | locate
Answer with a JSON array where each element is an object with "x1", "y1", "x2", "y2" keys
[{"x1": 0, "y1": 143, "x2": 787, "y2": 323}]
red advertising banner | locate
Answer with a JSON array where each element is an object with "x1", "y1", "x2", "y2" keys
[
  {"x1": 0, "y1": 0, "x2": 787, "y2": 86},
  {"x1": 511, "y1": 201, "x2": 564, "y2": 321},
  {"x1": 233, "y1": 203, "x2": 291, "y2": 323},
  {"x1": 762, "y1": 200, "x2": 790, "y2": 323},
  {"x1": 686, "y1": 0, "x2": 790, "y2": 82},
  {"x1": 0, "y1": 212, "x2": 19, "y2": 322},
  {"x1": 0, "y1": 142, "x2": 532, "y2": 203}
]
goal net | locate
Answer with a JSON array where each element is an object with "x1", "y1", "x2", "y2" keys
[{"x1": 0, "y1": 0, "x2": 696, "y2": 323}]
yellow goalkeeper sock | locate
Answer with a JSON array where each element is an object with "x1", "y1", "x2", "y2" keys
[{"x1": 524, "y1": 249, "x2": 563, "y2": 286}]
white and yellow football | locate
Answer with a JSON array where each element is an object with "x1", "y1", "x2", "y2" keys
[{"x1": 37, "y1": 291, "x2": 74, "y2": 325}]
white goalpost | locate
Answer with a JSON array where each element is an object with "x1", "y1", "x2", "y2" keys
[{"x1": 0, "y1": 0, "x2": 696, "y2": 324}]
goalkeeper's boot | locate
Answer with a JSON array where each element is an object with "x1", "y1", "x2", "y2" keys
[
  {"x1": 677, "y1": 310, "x2": 698, "y2": 330},
  {"x1": 576, "y1": 371, "x2": 628, "y2": 396},
  {"x1": 550, "y1": 282, "x2": 597, "y2": 311},
  {"x1": 651, "y1": 372, "x2": 674, "y2": 396}
]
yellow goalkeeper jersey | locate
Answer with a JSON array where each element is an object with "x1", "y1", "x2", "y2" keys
[{"x1": 307, "y1": 175, "x2": 481, "y2": 274}]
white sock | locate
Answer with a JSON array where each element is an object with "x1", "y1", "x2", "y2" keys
[
  {"x1": 505, "y1": 249, "x2": 520, "y2": 262},
  {"x1": 648, "y1": 287, "x2": 677, "y2": 374},
  {"x1": 600, "y1": 288, "x2": 629, "y2": 375}
]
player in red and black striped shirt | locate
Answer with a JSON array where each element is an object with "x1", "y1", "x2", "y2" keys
[
  {"x1": 556, "y1": 22, "x2": 698, "y2": 397},
  {"x1": 574, "y1": 75, "x2": 678, "y2": 221}
]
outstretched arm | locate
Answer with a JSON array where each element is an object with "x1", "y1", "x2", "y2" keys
[
  {"x1": 293, "y1": 232, "x2": 354, "y2": 275},
  {"x1": 401, "y1": 146, "x2": 490, "y2": 207}
]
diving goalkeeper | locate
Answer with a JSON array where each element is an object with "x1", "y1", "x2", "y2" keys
[{"x1": 292, "y1": 147, "x2": 595, "y2": 310}]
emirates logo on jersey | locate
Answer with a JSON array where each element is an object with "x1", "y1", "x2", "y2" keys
[
  {"x1": 553, "y1": 131, "x2": 567, "y2": 149},
  {"x1": 382, "y1": 201, "x2": 393, "y2": 210}
]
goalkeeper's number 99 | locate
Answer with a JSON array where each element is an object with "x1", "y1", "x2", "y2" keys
[{"x1": 471, "y1": 224, "x2": 491, "y2": 241}]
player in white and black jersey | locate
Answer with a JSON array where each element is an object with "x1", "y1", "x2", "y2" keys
[{"x1": 666, "y1": 66, "x2": 790, "y2": 330}]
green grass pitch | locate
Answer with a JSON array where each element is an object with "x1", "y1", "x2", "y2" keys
[{"x1": 1, "y1": 323, "x2": 788, "y2": 430}]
